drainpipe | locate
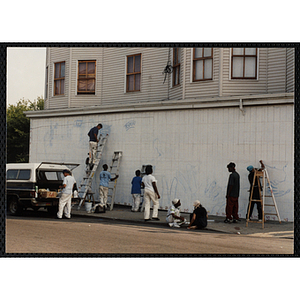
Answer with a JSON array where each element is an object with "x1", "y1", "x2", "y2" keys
[
  {"x1": 239, "y1": 98, "x2": 246, "y2": 115},
  {"x1": 182, "y1": 48, "x2": 187, "y2": 100}
]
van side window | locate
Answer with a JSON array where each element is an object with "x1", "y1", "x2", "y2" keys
[{"x1": 7, "y1": 169, "x2": 31, "y2": 180}]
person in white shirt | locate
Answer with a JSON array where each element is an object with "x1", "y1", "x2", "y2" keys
[
  {"x1": 57, "y1": 169, "x2": 76, "y2": 219},
  {"x1": 166, "y1": 198, "x2": 187, "y2": 227},
  {"x1": 141, "y1": 165, "x2": 160, "y2": 221}
]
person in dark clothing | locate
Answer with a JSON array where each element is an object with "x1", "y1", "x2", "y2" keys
[
  {"x1": 188, "y1": 200, "x2": 208, "y2": 229},
  {"x1": 246, "y1": 160, "x2": 265, "y2": 221},
  {"x1": 224, "y1": 162, "x2": 240, "y2": 223},
  {"x1": 88, "y1": 123, "x2": 102, "y2": 165}
]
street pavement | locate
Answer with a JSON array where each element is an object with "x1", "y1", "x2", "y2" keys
[{"x1": 72, "y1": 204, "x2": 294, "y2": 239}]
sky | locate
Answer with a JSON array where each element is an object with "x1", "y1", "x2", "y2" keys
[{"x1": 7, "y1": 47, "x2": 46, "y2": 106}]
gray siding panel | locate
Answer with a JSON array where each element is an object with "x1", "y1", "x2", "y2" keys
[
  {"x1": 286, "y1": 48, "x2": 294, "y2": 92},
  {"x1": 267, "y1": 48, "x2": 286, "y2": 93},
  {"x1": 48, "y1": 48, "x2": 70, "y2": 109}
]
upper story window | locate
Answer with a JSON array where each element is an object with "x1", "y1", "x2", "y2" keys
[
  {"x1": 193, "y1": 48, "x2": 213, "y2": 81},
  {"x1": 173, "y1": 48, "x2": 181, "y2": 86},
  {"x1": 126, "y1": 54, "x2": 141, "y2": 92},
  {"x1": 78, "y1": 60, "x2": 96, "y2": 94},
  {"x1": 231, "y1": 48, "x2": 257, "y2": 79},
  {"x1": 54, "y1": 62, "x2": 65, "y2": 95}
]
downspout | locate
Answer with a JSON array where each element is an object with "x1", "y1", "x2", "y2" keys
[
  {"x1": 239, "y1": 98, "x2": 246, "y2": 115},
  {"x1": 68, "y1": 48, "x2": 72, "y2": 108},
  {"x1": 182, "y1": 48, "x2": 187, "y2": 100},
  {"x1": 219, "y1": 48, "x2": 223, "y2": 97}
]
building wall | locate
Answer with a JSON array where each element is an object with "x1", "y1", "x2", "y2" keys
[
  {"x1": 29, "y1": 103, "x2": 294, "y2": 221},
  {"x1": 45, "y1": 47, "x2": 294, "y2": 109}
]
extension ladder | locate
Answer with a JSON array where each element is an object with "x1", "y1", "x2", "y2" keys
[
  {"x1": 246, "y1": 166, "x2": 281, "y2": 228},
  {"x1": 106, "y1": 151, "x2": 122, "y2": 211},
  {"x1": 77, "y1": 134, "x2": 108, "y2": 209}
]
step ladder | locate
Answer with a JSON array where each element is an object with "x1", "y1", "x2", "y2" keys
[
  {"x1": 77, "y1": 134, "x2": 108, "y2": 209},
  {"x1": 246, "y1": 166, "x2": 281, "y2": 228},
  {"x1": 107, "y1": 151, "x2": 122, "y2": 211}
]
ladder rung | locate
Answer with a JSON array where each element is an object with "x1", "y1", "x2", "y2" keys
[
  {"x1": 264, "y1": 204, "x2": 275, "y2": 206},
  {"x1": 264, "y1": 213, "x2": 278, "y2": 215}
]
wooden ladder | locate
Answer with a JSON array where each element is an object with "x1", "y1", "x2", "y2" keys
[{"x1": 246, "y1": 167, "x2": 281, "y2": 228}]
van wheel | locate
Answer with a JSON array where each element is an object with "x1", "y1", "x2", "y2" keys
[
  {"x1": 47, "y1": 206, "x2": 57, "y2": 215},
  {"x1": 8, "y1": 198, "x2": 23, "y2": 215}
]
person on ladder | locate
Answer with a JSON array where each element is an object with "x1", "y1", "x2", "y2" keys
[
  {"x1": 87, "y1": 123, "x2": 102, "y2": 168},
  {"x1": 246, "y1": 160, "x2": 265, "y2": 221}
]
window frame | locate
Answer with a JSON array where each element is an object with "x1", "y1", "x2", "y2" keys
[
  {"x1": 231, "y1": 48, "x2": 258, "y2": 79},
  {"x1": 54, "y1": 61, "x2": 65, "y2": 96},
  {"x1": 77, "y1": 60, "x2": 96, "y2": 95},
  {"x1": 172, "y1": 48, "x2": 181, "y2": 87},
  {"x1": 126, "y1": 53, "x2": 142, "y2": 92},
  {"x1": 192, "y1": 48, "x2": 213, "y2": 82}
]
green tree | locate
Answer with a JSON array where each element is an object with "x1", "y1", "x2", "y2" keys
[{"x1": 7, "y1": 97, "x2": 44, "y2": 163}]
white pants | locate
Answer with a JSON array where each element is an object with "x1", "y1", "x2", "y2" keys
[
  {"x1": 57, "y1": 193, "x2": 72, "y2": 218},
  {"x1": 89, "y1": 141, "x2": 98, "y2": 164},
  {"x1": 131, "y1": 194, "x2": 141, "y2": 211},
  {"x1": 144, "y1": 189, "x2": 159, "y2": 219},
  {"x1": 99, "y1": 186, "x2": 109, "y2": 207},
  {"x1": 166, "y1": 215, "x2": 181, "y2": 226}
]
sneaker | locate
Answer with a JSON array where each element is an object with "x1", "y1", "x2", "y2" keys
[
  {"x1": 224, "y1": 218, "x2": 231, "y2": 223},
  {"x1": 169, "y1": 223, "x2": 174, "y2": 227},
  {"x1": 173, "y1": 223, "x2": 180, "y2": 228},
  {"x1": 152, "y1": 217, "x2": 160, "y2": 221}
]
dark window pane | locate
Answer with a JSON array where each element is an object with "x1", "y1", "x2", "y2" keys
[
  {"x1": 78, "y1": 80, "x2": 86, "y2": 91},
  {"x1": 79, "y1": 62, "x2": 86, "y2": 75},
  {"x1": 7, "y1": 170, "x2": 18, "y2": 180},
  {"x1": 55, "y1": 64, "x2": 60, "y2": 78},
  {"x1": 60, "y1": 62, "x2": 65, "y2": 77},
  {"x1": 55, "y1": 80, "x2": 60, "y2": 94},
  {"x1": 135, "y1": 74, "x2": 140, "y2": 90},
  {"x1": 127, "y1": 57, "x2": 133, "y2": 73},
  {"x1": 60, "y1": 79, "x2": 65, "y2": 94},
  {"x1": 87, "y1": 79, "x2": 95, "y2": 91},
  {"x1": 134, "y1": 55, "x2": 141, "y2": 72},
  {"x1": 127, "y1": 75, "x2": 134, "y2": 91},
  {"x1": 87, "y1": 62, "x2": 95, "y2": 74}
]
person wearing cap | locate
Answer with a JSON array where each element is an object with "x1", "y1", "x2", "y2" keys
[
  {"x1": 246, "y1": 160, "x2": 265, "y2": 221},
  {"x1": 166, "y1": 198, "x2": 187, "y2": 227},
  {"x1": 57, "y1": 169, "x2": 76, "y2": 219},
  {"x1": 224, "y1": 162, "x2": 240, "y2": 223},
  {"x1": 188, "y1": 200, "x2": 208, "y2": 230},
  {"x1": 87, "y1": 123, "x2": 102, "y2": 166}
]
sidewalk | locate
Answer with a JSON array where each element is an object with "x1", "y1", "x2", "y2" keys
[{"x1": 72, "y1": 204, "x2": 294, "y2": 239}]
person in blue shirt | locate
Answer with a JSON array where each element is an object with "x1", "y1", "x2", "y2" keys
[
  {"x1": 131, "y1": 170, "x2": 142, "y2": 212},
  {"x1": 88, "y1": 123, "x2": 102, "y2": 166},
  {"x1": 99, "y1": 164, "x2": 118, "y2": 211}
]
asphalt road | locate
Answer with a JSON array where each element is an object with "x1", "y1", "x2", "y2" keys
[{"x1": 5, "y1": 212, "x2": 293, "y2": 255}]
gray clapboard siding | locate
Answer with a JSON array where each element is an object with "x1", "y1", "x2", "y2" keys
[
  {"x1": 267, "y1": 48, "x2": 286, "y2": 93},
  {"x1": 48, "y1": 48, "x2": 70, "y2": 109},
  {"x1": 286, "y1": 48, "x2": 294, "y2": 93}
]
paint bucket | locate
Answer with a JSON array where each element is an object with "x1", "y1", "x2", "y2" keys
[{"x1": 85, "y1": 202, "x2": 92, "y2": 212}]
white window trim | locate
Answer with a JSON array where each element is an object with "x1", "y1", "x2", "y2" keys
[{"x1": 229, "y1": 48, "x2": 259, "y2": 80}]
